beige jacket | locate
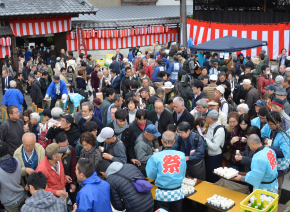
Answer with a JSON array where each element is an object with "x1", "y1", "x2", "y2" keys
[
  {"x1": 13, "y1": 143, "x2": 45, "y2": 177},
  {"x1": 203, "y1": 84, "x2": 217, "y2": 101},
  {"x1": 60, "y1": 73, "x2": 70, "y2": 91}
]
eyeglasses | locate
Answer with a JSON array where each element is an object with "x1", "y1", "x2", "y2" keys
[{"x1": 13, "y1": 111, "x2": 20, "y2": 114}]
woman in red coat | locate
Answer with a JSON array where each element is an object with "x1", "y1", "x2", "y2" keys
[{"x1": 257, "y1": 65, "x2": 274, "y2": 98}]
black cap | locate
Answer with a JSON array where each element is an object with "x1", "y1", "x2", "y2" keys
[
  {"x1": 39, "y1": 108, "x2": 51, "y2": 118},
  {"x1": 0, "y1": 141, "x2": 8, "y2": 157},
  {"x1": 60, "y1": 114, "x2": 74, "y2": 124}
]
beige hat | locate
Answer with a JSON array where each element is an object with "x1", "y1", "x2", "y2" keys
[
  {"x1": 137, "y1": 52, "x2": 142, "y2": 57},
  {"x1": 46, "y1": 143, "x2": 67, "y2": 157},
  {"x1": 241, "y1": 79, "x2": 251, "y2": 85},
  {"x1": 215, "y1": 85, "x2": 225, "y2": 94},
  {"x1": 208, "y1": 101, "x2": 219, "y2": 106}
]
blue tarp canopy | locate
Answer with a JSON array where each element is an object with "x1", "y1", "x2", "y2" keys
[{"x1": 190, "y1": 36, "x2": 267, "y2": 52}]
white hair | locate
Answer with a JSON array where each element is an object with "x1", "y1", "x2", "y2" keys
[
  {"x1": 97, "y1": 72, "x2": 103, "y2": 75},
  {"x1": 51, "y1": 107, "x2": 63, "y2": 119},
  {"x1": 237, "y1": 103, "x2": 249, "y2": 113},
  {"x1": 173, "y1": 97, "x2": 184, "y2": 106},
  {"x1": 22, "y1": 132, "x2": 36, "y2": 143},
  {"x1": 196, "y1": 99, "x2": 208, "y2": 108},
  {"x1": 30, "y1": 112, "x2": 40, "y2": 122},
  {"x1": 10, "y1": 80, "x2": 16, "y2": 87}
]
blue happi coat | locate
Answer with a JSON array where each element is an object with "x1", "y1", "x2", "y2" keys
[
  {"x1": 245, "y1": 146, "x2": 278, "y2": 193},
  {"x1": 251, "y1": 117, "x2": 263, "y2": 129},
  {"x1": 167, "y1": 62, "x2": 182, "y2": 83},
  {"x1": 146, "y1": 148, "x2": 186, "y2": 202},
  {"x1": 261, "y1": 121, "x2": 290, "y2": 172}
]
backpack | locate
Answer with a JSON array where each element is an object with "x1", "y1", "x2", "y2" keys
[
  {"x1": 183, "y1": 59, "x2": 193, "y2": 74},
  {"x1": 160, "y1": 59, "x2": 167, "y2": 71},
  {"x1": 221, "y1": 100, "x2": 235, "y2": 114},
  {"x1": 213, "y1": 125, "x2": 231, "y2": 154},
  {"x1": 38, "y1": 122, "x2": 52, "y2": 150},
  {"x1": 175, "y1": 84, "x2": 185, "y2": 98}
]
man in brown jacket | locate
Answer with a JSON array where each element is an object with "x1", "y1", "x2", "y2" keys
[
  {"x1": 15, "y1": 73, "x2": 27, "y2": 111},
  {"x1": 242, "y1": 79, "x2": 259, "y2": 117},
  {"x1": 203, "y1": 74, "x2": 218, "y2": 101}
]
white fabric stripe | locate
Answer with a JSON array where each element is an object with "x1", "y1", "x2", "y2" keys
[
  {"x1": 9, "y1": 23, "x2": 14, "y2": 35},
  {"x1": 128, "y1": 36, "x2": 131, "y2": 47},
  {"x1": 138, "y1": 36, "x2": 141, "y2": 46},
  {"x1": 113, "y1": 38, "x2": 116, "y2": 49},
  {"x1": 176, "y1": 33, "x2": 178, "y2": 42},
  {"x1": 16, "y1": 23, "x2": 21, "y2": 36},
  {"x1": 251, "y1": 31, "x2": 258, "y2": 58},
  {"x1": 47, "y1": 22, "x2": 51, "y2": 34},
  {"x1": 273, "y1": 31, "x2": 279, "y2": 59},
  {"x1": 147, "y1": 35, "x2": 150, "y2": 46},
  {"x1": 197, "y1": 27, "x2": 204, "y2": 44},
  {"x1": 35, "y1": 22, "x2": 39, "y2": 35},
  {"x1": 71, "y1": 40, "x2": 75, "y2": 51},
  {"x1": 187, "y1": 24, "x2": 191, "y2": 43},
  {"x1": 172, "y1": 33, "x2": 174, "y2": 42},
  {"x1": 192, "y1": 25, "x2": 197, "y2": 45},
  {"x1": 52, "y1": 21, "x2": 57, "y2": 33},
  {"x1": 133, "y1": 36, "x2": 136, "y2": 47},
  {"x1": 101, "y1": 38, "x2": 104, "y2": 49},
  {"x1": 58, "y1": 21, "x2": 62, "y2": 32},
  {"x1": 223, "y1": 30, "x2": 228, "y2": 37},
  {"x1": 215, "y1": 29, "x2": 219, "y2": 39},
  {"x1": 1, "y1": 46, "x2": 5, "y2": 58},
  {"x1": 107, "y1": 38, "x2": 110, "y2": 49},
  {"x1": 168, "y1": 34, "x2": 170, "y2": 42},
  {"x1": 142, "y1": 36, "x2": 145, "y2": 46},
  {"x1": 8, "y1": 46, "x2": 10, "y2": 57},
  {"x1": 41, "y1": 22, "x2": 45, "y2": 34},
  {"x1": 22, "y1": 23, "x2": 27, "y2": 36},
  {"x1": 232, "y1": 30, "x2": 237, "y2": 37},
  {"x1": 66, "y1": 40, "x2": 69, "y2": 51},
  {"x1": 262, "y1": 31, "x2": 268, "y2": 54},
  {"x1": 241, "y1": 31, "x2": 247, "y2": 56},
  {"x1": 64, "y1": 20, "x2": 68, "y2": 32},
  {"x1": 89, "y1": 39, "x2": 92, "y2": 50},
  {"x1": 206, "y1": 28, "x2": 211, "y2": 41},
  {"x1": 285, "y1": 30, "x2": 289, "y2": 53},
  {"x1": 159, "y1": 34, "x2": 162, "y2": 44},
  {"x1": 69, "y1": 19, "x2": 71, "y2": 30},
  {"x1": 164, "y1": 34, "x2": 166, "y2": 43},
  {"x1": 28, "y1": 23, "x2": 33, "y2": 35},
  {"x1": 122, "y1": 37, "x2": 126, "y2": 48},
  {"x1": 155, "y1": 35, "x2": 158, "y2": 43},
  {"x1": 95, "y1": 39, "x2": 98, "y2": 50}
]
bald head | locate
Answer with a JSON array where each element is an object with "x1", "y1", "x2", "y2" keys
[
  {"x1": 22, "y1": 133, "x2": 36, "y2": 154},
  {"x1": 161, "y1": 131, "x2": 175, "y2": 146}
]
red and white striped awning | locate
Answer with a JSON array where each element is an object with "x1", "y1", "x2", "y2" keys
[
  {"x1": 0, "y1": 46, "x2": 11, "y2": 59},
  {"x1": 9, "y1": 16, "x2": 71, "y2": 37}
]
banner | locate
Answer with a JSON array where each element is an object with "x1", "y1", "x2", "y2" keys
[
  {"x1": 67, "y1": 29, "x2": 179, "y2": 51},
  {"x1": 186, "y1": 19, "x2": 290, "y2": 60},
  {"x1": 77, "y1": 28, "x2": 87, "y2": 58}
]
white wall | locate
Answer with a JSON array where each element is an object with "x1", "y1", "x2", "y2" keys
[
  {"x1": 72, "y1": 45, "x2": 155, "y2": 60},
  {"x1": 156, "y1": 0, "x2": 193, "y2": 5}
]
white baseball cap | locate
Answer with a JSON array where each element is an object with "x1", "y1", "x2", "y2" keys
[
  {"x1": 97, "y1": 127, "x2": 114, "y2": 143},
  {"x1": 215, "y1": 85, "x2": 225, "y2": 94},
  {"x1": 241, "y1": 79, "x2": 251, "y2": 85},
  {"x1": 209, "y1": 74, "x2": 218, "y2": 81}
]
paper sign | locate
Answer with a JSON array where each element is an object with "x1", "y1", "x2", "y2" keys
[{"x1": 224, "y1": 53, "x2": 229, "y2": 59}]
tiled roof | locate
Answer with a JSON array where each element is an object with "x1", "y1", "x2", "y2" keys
[
  {"x1": 0, "y1": 26, "x2": 12, "y2": 36},
  {"x1": 0, "y1": 0, "x2": 98, "y2": 17},
  {"x1": 72, "y1": 5, "x2": 193, "y2": 28}
]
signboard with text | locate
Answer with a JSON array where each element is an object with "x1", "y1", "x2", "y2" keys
[{"x1": 77, "y1": 28, "x2": 87, "y2": 58}]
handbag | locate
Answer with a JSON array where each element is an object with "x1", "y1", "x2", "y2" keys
[{"x1": 114, "y1": 173, "x2": 153, "y2": 194}]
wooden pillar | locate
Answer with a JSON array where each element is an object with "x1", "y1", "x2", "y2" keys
[
  {"x1": 193, "y1": 0, "x2": 195, "y2": 19},
  {"x1": 11, "y1": 35, "x2": 18, "y2": 72},
  {"x1": 264, "y1": 0, "x2": 266, "y2": 12},
  {"x1": 180, "y1": 0, "x2": 187, "y2": 47}
]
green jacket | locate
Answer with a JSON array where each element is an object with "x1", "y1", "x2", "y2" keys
[
  {"x1": 47, "y1": 66, "x2": 53, "y2": 77},
  {"x1": 252, "y1": 60, "x2": 266, "y2": 76}
]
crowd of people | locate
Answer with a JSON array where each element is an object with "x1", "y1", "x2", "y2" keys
[{"x1": 0, "y1": 41, "x2": 290, "y2": 212}]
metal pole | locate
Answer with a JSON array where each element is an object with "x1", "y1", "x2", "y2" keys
[{"x1": 180, "y1": 0, "x2": 187, "y2": 47}]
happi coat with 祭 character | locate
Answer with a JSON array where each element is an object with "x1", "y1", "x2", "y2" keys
[
  {"x1": 146, "y1": 147, "x2": 186, "y2": 202},
  {"x1": 244, "y1": 146, "x2": 278, "y2": 193}
]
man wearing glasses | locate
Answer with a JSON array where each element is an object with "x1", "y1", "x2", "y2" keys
[
  {"x1": 13, "y1": 133, "x2": 45, "y2": 188},
  {"x1": 0, "y1": 105, "x2": 27, "y2": 156}
]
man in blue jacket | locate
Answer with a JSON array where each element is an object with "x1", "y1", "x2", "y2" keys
[
  {"x1": 251, "y1": 106, "x2": 268, "y2": 129},
  {"x1": 161, "y1": 53, "x2": 170, "y2": 70},
  {"x1": 44, "y1": 75, "x2": 68, "y2": 109},
  {"x1": 73, "y1": 159, "x2": 112, "y2": 212},
  {"x1": 106, "y1": 69, "x2": 121, "y2": 94},
  {"x1": 147, "y1": 131, "x2": 186, "y2": 212},
  {"x1": 173, "y1": 121, "x2": 206, "y2": 180},
  {"x1": 2, "y1": 80, "x2": 24, "y2": 114},
  {"x1": 167, "y1": 55, "x2": 182, "y2": 83},
  {"x1": 151, "y1": 59, "x2": 166, "y2": 81}
]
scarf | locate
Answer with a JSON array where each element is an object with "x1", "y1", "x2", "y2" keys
[
  {"x1": 84, "y1": 146, "x2": 96, "y2": 159},
  {"x1": 0, "y1": 154, "x2": 17, "y2": 173},
  {"x1": 113, "y1": 120, "x2": 129, "y2": 140}
]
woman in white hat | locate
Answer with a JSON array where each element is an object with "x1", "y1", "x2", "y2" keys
[
  {"x1": 208, "y1": 97, "x2": 227, "y2": 126},
  {"x1": 162, "y1": 81, "x2": 175, "y2": 104}
]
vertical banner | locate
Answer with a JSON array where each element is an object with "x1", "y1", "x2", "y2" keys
[{"x1": 77, "y1": 28, "x2": 87, "y2": 58}]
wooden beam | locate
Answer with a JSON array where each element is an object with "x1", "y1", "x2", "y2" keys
[
  {"x1": 264, "y1": 0, "x2": 267, "y2": 12},
  {"x1": 11, "y1": 35, "x2": 18, "y2": 72}
]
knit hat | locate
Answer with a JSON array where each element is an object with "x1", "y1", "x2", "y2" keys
[
  {"x1": 272, "y1": 98, "x2": 284, "y2": 109},
  {"x1": 207, "y1": 109, "x2": 219, "y2": 120},
  {"x1": 275, "y1": 87, "x2": 287, "y2": 95},
  {"x1": 275, "y1": 75, "x2": 284, "y2": 84}
]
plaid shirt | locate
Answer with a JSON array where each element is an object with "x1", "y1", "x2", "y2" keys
[{"x1": 229, "y1": 127, "x2": 247, "y2": 165}]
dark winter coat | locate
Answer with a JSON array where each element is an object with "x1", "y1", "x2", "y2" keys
[
  {"x1": 107, "y1": 122, "x2": 136, "y2": 162},
  {"x1": 173, "y1": 82, "x2": 194, "y2": 111},
  {"x1": 192, "y1": 91, "x2": 206, "y2": 109},
  {"x1": 46, "y1": 123, "x2": 81, "y2": 147},
  {"x1": 173, "y1": 108, "x2": 195, "y2": 129},
  {"x1": 147, "y1": 109, "x2": 174, "y2": 137},
  {"x1": 39, "y1": 77, "x2": 49, "y2": 98},
  {"x1": 31, "y1": 79, "x2": 43, "y2": 104},
  {"x1": 106, "y1": 162, "x2": 154, "y2": 212},
  {"x1": 245, "y1": 85, "x2": 259, "y2": 116},
  {"x1": 129, "y1": 119, "x2": 153, "y2": 139}
]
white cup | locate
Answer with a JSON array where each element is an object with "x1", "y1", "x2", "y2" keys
[
  {"x1": 100, "y1": 147, "x2": 104, "y2": 152},
  {"x1": 236, "y1": 150, "x2": 240, "y2": 154},
  {"x1": 268, "y1": 139, "x2": 272, "y2": 146},
  {"x1": 155, "y1": 149, "x2": 159, "y2": 153}
]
